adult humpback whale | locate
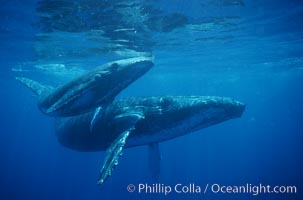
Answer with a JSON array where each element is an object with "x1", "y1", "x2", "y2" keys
[
  {"x1": 55, "y1": 96, "x2": 245, "y2": 185},
  {"x1": 16, "y1": 57, "x2": 153, "y2": 117}
]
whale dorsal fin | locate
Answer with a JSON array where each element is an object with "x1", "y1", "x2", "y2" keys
[
  {"x1": 16, "y1": 77, "x2": 53, "y2": 97},
  {"x1": 97, "y1": 112, "x2": 144, "y2": 185}
]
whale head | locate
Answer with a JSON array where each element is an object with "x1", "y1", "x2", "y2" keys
[
  {"x1": 155, "y1": 96, "x2": 245, "y2": 133},
  {"x1": 39, "y1": 56, "x2": 154, "y2": 117},
  {"x1": 120, "y1": 96, "x2": 245, "y2": 146}
]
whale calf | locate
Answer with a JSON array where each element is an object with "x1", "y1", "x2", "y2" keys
[
  {"x1": 16, "y1": 57, "x2": 153, "y2": 117},
  {"x1": 55, "y1": 96, "x2": 245, "y2": 185}
]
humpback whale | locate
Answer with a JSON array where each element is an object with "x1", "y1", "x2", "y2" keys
[
  {"x1": 55, "y1": 96, "x2": 245, "y2": 185},
  {"x1": 16, "y1": 57, "x2": 153, "y2": 117}
]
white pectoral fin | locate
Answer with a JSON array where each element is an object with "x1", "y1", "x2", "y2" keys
[
  {"x1": 97, "y1": 112, "x2": 144, "y2": 185},
  {"x1": 90, "y1": 106, "x2": 103, "y2": 133},
  {"x1": 97, "y1": 128, "x2": 132, "y2": 185},
  {"x1": 113, "y1": 112, "x2": 144, "y2": 132},
  {"x1": 15, "y1": 76, "x2": 53, "y2": 97},
  {"x1": 148, "y1": 143, "x2": 161, "y2": 182}
]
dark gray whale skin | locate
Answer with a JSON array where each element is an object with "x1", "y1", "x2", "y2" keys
[
  {"x1": 55, "y1": 96, "x2": 245, "y2": 151},
  {"x1": 17, "y1": 57, "x2": 153, "y2": 117}
]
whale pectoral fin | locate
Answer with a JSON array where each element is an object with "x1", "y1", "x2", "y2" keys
[
  {"x1": 97, "y1": 113, "x2": 144, "y2": 185},
  {"x1": 15, "y1": 77, "x2": 53, "y2": 97},
  {"x1": 90, "y1": 106, "x2": 103, "y2": 133},
  {"x1": 97, "y1": 128, "x2": 132, "y2": 185},
  {"x1": 148, "y1": 143, "x2": 161, "y2": 182},
  {"x1": 113, "y1": 112, "x2": 144, "y2": 131}
]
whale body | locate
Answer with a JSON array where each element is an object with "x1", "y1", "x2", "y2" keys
[
  {"x1": 16, "y1": 57, "x2": 153, "y2": 117},
  {"x1": 54, "y1": 96, "x2": 245, "y2": 184}
]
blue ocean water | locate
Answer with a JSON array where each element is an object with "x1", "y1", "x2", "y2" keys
[{"x1": 0, "y1": 0, "x2": 302, "y2": 199}]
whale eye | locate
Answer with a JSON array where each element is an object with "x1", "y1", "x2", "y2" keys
[
  {"x1": 160, "y1": 97, "x2": 172, "y2": 110},
  {"x1": 110, "y1": 63, "x2": 119, "y2": 72}
]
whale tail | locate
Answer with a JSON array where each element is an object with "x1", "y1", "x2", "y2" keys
[{"x1": 15, "y1": 77, "x2": 53, "y2": 97}]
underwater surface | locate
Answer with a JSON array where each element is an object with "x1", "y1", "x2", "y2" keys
[{"x1": 0, "y1": 0, "x2": 303, "y2": 199}]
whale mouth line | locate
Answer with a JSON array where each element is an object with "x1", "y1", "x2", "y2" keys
[
  {"x1": 42, "y1": 57, "x2": 154, "y2": 116},
  {"x1": 45, "y1": 83, "x2": 96, "y2": 115}
]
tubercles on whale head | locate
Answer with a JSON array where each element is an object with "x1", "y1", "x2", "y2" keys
[{"x1": 158, "y1": 96, "x2": 245, "y2": 129}]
